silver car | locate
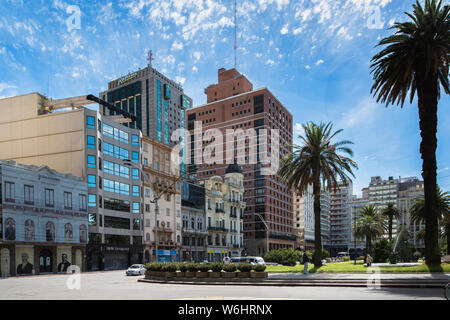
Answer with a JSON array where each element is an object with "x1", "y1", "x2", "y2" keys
[{"x1": 126, "y1": 264, "x2": 146, "y2": 276}]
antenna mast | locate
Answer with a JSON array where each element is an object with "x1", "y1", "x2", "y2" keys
[{"x1": 234, "y1": 0, "x2": 237, "y2": 69}]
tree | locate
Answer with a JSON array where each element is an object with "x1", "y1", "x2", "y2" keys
[
  {"x1": 279, "y1": 122, "x2": 357, "y2": 267},
  {"x1": 370, "y1": 0, "x2": 450, "y2": 265},
  {"x1": 354, "y1": 205, "x2": 387, "y2": 256},
  {"x1": 373, "y1": 239, "x2": 393, "y2": 263},
  {"x1": 382, "y1": 202, "x2": 401, "y2": 242},
  {"x1": 410, "y1": 186, "x2": 450, "y2": 254}
]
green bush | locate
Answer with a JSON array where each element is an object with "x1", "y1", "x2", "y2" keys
[
  {"x1": 223, "y1": 264, "x2": 237, "y2": 272},
  {"x1": 358, "y1": 256, "x2": 365, "y2": 260},
  {"x1": 178, "y1": 262, "x2": 189, "y2": 272},
  {"x1": 237, "y1": 263, "x2": 252, "y2": 272},
  {"x1": 342, "y1": 256, "x2": 350, "y2": 261},
  {"x1": 413, "y1": 251, "x2": 422, "y2": 262},
  {"x1": 161, "y1": 263, "x2": 177, "y2": 272},
  {"x1": 210, "y1": 262, "x2": 224, "y2": 272},
  {"x1": 373, "y1": 239, "x2": 393, "y2": 263},
  {"x1": 186, "y1": 263, "x2": 199, "y2": 272},
  {"x1": 326, "y1": 258, "x2": 332, "y2": 263},
  {"x1": 252, "y1": 264, "x2": 267, "y2": 272},
  {"x1": 396, "y1": 232, "x2": 416, "y2": 262},
  {"x1": 264, "y1": 248, "x2": 301, "y2": 266},
  {"x1": 389, "y1": 253, "x2": 399, "y2": 264},
  {"x1": 198, "y1": 264, "x2": 211, "y2": 272},
  {"x1": 145, "y1": 262, "x2": 163, "y2": 271}
]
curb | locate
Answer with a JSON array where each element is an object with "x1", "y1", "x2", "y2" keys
[{"x1": 138, "y1": 278, "x2": 449, "y2": 289}]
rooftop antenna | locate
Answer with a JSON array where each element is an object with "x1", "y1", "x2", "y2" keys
[
  {"x1": 234, "y1": 0, "x2": 237, "y2": 69},
  {"x1": 147, "y1": 50, "x2": 154, "y2": 67}
]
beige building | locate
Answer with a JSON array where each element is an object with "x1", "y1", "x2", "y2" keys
[
  {"x1": 0, "y1": 93, "x2": 144, "y2": 271},
  {"x1": 201, "y1": 164, "x2": 245, "y2": 261},
  {"x1": 141, "y1": 137, "x2": 182, "y2": 262}
]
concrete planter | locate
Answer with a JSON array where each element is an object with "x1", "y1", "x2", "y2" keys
[
  {"x1": 184, "y1": 272, "x2": 197, "y2": 278},
  {"x1": 221, "y1": 272, "x2": 237, "y2": 279},
  {"x1": 196, "y1": 272, "x2": 209, "y2": 278},
  {"x1": 164, "y1": 272, "x2": 177, "y2": 279},
  {"x1": 176, "y1": 272, "x2": 185, "y2": 278},
  {"x1": 250, "y1": 272, "x2": 268, "y2": 279},
  {"x1": 208, "y1": 272, "x2": 221, "y2": 278},
  {"x1": 237, "y1": 272, "x2": 251, "y2": 278}
]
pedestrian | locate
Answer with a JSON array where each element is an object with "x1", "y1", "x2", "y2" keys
[
  {"x1": 366, "y1": 254, "x2": 373, "y2": 267},
  {"x1": 302, "y1": 252, "x2": 310, "y2": 274}
]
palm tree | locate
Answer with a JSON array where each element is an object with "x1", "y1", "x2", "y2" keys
[
  {"x1": 382, "y1": 202, "x2": 401, "y2": 242},
  {"x1": 410, "y1": 187, "x2": 450, "y2": 254},
  {"x1": 370, "y1": 0, "x2": 450, "y2": 265},
  {"x1": 278, "y1": 122, "x2": 357, "y2": 266},
  {"x1": 354, "y1": 205, "x2": 387, "y2": 255}
]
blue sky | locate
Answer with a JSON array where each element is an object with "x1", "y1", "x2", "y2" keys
[{"x1": 0, "y1": 0, "x2": 449, "y2": 195}]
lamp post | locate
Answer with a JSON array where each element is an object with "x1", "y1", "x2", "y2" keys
[
  {"x1": 353, "y1": 214, "x2": 357, "y2": 265},
  {"x1": 255, "y1": 213, "x2": 269, "y2": 255}
]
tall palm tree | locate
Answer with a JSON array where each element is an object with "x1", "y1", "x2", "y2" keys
[
  {"x1": 354, "y1": 205, "x2": 387, "y2": 255},
  {"x1": 279, "y1": 122, "x2": 357, "y2": 266},
  {"x1": 382, "y1": 202, "x2": 401, "y2": 242},
  {"x1": 370, "y1": 0, "x2": 450, "y2": 265},
  {"x1": 410, "y1": 187, "x2": 450, "y2": 254}
]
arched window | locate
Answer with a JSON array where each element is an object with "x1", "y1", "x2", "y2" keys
[
  {"x1": 45, "y1": 222, "x2": 55, "y2": 242},
  {"x1": 191, "y1": 218, "x2": 195, "y2": 229},
  {"x1": 24, "y1": 219, "x2": 35, "y2": 241},
  {"x1": 5, "y1": 218, "x2": 15, "y2": 241},
  {"x1": 79, "y1": 225, "x2": 87, "y2": 243},
  {"x1": 64, "y1": 223, "x2": 73, "y2": 242},
  {"x1": 146, "y1": 233, "x2": 151, "y2": 241}
]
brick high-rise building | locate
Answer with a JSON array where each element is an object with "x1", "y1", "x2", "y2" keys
[{"x1": 186, "y1": 68, "x2": 296, "y2": 256}]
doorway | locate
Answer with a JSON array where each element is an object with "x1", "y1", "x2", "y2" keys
[{"x1": 39, "y1": 249, "x2": 53, "y2": 273}]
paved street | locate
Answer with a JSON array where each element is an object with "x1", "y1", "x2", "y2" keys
[{"x1": 0, "y1": 271, "x2": 447, "y2": 300}]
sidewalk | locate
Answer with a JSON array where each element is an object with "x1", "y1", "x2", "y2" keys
[{"x1": 269, "y1": 273, "x2": 450, "y2": 281}]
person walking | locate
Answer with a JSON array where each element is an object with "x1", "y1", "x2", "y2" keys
[
  {"x1": 302, "y1": 252, "x2": 310, "y2": 274},
  {"x1": 366, "y1": 254, "x2": 373, "y2": 267}
]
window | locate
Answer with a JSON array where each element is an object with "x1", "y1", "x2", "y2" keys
[
  {"x1": 103, "y1": 123, "x2": 114, "y2": 138},
  {"x1": 104, "y1": 197, "x2": 130, "y2": 213},
  {"x1": 87, "y1": 155, "x2": 96, "y2": 168},
  {"x1": 132, "y1": 185, "x2": 140, "y2": 197},
  {"x1": 5, "y1": 218, "x2": 15, "y2": 240},
  {"x1": 133, "y1": 219, "x2": 141, "y2": 230},
  {"x1": 132, "y1": 135, "x2": 139, "y2": 146},
  {"x1": 63, "y1": 192, "x2": 73, "y2": 210},
  {"x1": 132, "y1": 169, "x2": 139, "y2": 180},
  {"x1": 88, "y1": 175, "x2": 96, "y2": 188},
  {"x1": 89, "y1": 214, "x2": 97, "y2": 226},
  {"x1": 46, "y1": 222, "x2": 55, "y2": 242},
  {"x1": 119, "y1": 131, "x2": 129, "y2": 144},
  {"x1": 88, "y1": 194, "x2": 96, "y2": 207},
  {"x1": 132, "y1": 202, "x2": 140, "y2": 214},
  {"x1": 5, "y1": 181, "x2": 15, "y2": 202},
  {"x1": 87, "y1": 136, "x2": 96, "y2": 149},
  {"x1": 24, "y1": 185, "x2": 34, "y2": 204},
  {"x1": 45, "y1": 189, "x2": 55, "y2": 207},
  {"x1": 132, "y1": 152, "x2": 139, "y2": 163},
  {"x1": 87, "y1": 116, "x2": 95, "y2": 129},
  {"x1": 104, "y1": 216, "x2": 130, "y2": 230},
  {"x1": 79, "y1": 194, "x2": 87, "y2": 211}
]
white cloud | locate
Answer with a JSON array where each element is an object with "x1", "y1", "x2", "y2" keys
[
  {"x1": 171, "y1": 40, "x2": 183, "y2": 51},
  {"x1": 315, "y1": 59, "x2": 324, "y2": 66},
  {"x1": 176, "y1": 76, "x2": 186, "y2": 85},
  {"x1": 266, "y1": 59, "x2": 275, "y2": 65},
  {"x1": 305, "y1": 65, "x2": 311, "y2": 69},
  {"x1": 280, "y1": 24, "x2": 289, "y2": 35}
]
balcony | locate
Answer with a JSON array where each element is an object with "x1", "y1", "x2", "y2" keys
[
  {"x1": 233, "y1": 244, "x2": 240, "y2": 248},
  {"x1": 207, "y1": 226, "x2": 228, "y2": 232},
  {"x1": 215, "y1": 208, "x2": 225, "y2": 213}
]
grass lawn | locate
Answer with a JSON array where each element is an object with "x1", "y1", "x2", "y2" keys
[{"x1": 266, "y1": 261, "x2": 450, "y2": 273}]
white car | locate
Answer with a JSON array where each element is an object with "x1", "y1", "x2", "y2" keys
[{"x1": 126, "y1": 264, "x2": 146, "y2": 276}]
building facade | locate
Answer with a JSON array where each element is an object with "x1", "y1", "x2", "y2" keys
[
  {"x1": 202, "y1": 164, "x2": 245, "y2": 261},
  {"x1": 329, "y1": 182, "x2": 353, "y2": 257},
  {"x1": 294, "y1": 186, "x2": 331, "y2": 251},
  {"x1": 141, "y1": 136, "x2": 182, "y2": 263},
  {"x1": 186, "y1": 68, "x2": 295, "y2": 256},
  {"x1": 181, "y1": 181, "x2": 208, "y2": 262},
  {"x1": 100, "y1": 65, "x2": 193, "y2": 178},
  {"x1": 349, "y1": 195, "x2": 369, "y2": 258},
  {"x1": 0, "y1": 160, "x2": 88, "y2": 276},
  {"x1": 0, "y1": 93, "x2": 144, "y2": 271}
]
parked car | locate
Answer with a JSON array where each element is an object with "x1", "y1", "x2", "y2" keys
[
  {"x1": 126, "y1": 264, "x2": 146, "y2": 276},
  {"x1": 200, "y1": 260, "x2": 211, "y2": 265},
  {"x1": 231, "y1": 256, "x2": 265, "y2": 265}
]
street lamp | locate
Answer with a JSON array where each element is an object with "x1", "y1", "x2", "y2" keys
[
  {"x1": 254, "y1": 213, "x2": 269, "y2": 255},
  {"x1": 353, "y1": 214, "x2": 357, "y2": 265}
]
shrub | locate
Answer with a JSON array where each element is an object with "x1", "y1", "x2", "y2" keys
[
  {"x1": 223, "y1": 264, "x2": 237, "y2": 272},
  {"x1": 358, "y1": 256, "x2": 365, "y2": 261},
  {"x1": 198, "y1": 264, "x2": 211, "y2": 272},
  {"x1": 326, "y1": 258, "x2": 332, "y2": 263},
  {"x1": 396, "y1": 232, "x2": 416, "y2": 262},
  {"x1": 342, "y1": 256, "x2": 350, "y2": 261},
  {"x1": 413, "y1": 251, "x2": 422, "y2": 262},
  {"x1": 237, "y1": 263, "x2": 252, "y2": 272},
  {"x1": 373, "y1": 239, "x2": 393, "y2": 263},
  {"x1": 161, "y1": 263, "x2": 177, "y2": 272},
  {"x1": 178, "y1": 262, "x2": 188, "y2": 272},
  {"x1": 210, "y1": 262, "x2": 224, "y2": 272},
  {"x1": 264, "y1": 248, "x2": 301, "y2": 266},
  {"x1": 252, "y1": 264, "x2": 267, "y2": 272},
  {"x1": 389, "y1": 253, "x2": 399, "y2": 264},
  {"x1": 186, "y1": 263, "x2": 199, "y2": 272},
  {"x1": 146, "y1": 262, "x2": 163, "y2": 271}
]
